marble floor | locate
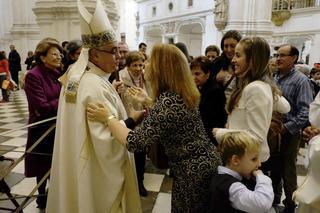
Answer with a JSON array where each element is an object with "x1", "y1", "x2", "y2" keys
[{"x1": 0, "y1": 90, "x2": 308, "y2": 212}]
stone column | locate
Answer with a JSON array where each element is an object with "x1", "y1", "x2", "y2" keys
[
  {"x1": 8, "y1": 0, "x2": 40, "y2": 71},
  {"x1": 309, "y1": 34, "x2": 320, "y2": 65},
  {"x1": 226, "y1": 0, "x2": 273, "y2": 37},
  {"x1": 32, "y1": 0, "x2": 119, "y2": 42}
]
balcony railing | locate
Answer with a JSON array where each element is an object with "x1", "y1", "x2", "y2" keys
[
  {"x1": 272, "y1": 0, "x2": 320, "y2": 11},
  {"x1": 291, "y1": 0, "x2": 320, "y2": 9}
]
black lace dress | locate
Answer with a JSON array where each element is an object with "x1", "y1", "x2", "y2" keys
[{"x1": 127, "y1": 91, "x2": 221, "y2": 213}]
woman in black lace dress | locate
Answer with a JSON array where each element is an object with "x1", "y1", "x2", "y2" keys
[{"x1": 87, "y1": 43, "x2": 221, "y2": 212}]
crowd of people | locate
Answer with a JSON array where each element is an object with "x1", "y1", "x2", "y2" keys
[{"x1": 2, "y1": 0, "x2": 320, "y2": 212}]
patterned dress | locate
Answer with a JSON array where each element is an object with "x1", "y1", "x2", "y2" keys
[{"x1": 127, "y1": 91, "x2": 221, "y2": 213}]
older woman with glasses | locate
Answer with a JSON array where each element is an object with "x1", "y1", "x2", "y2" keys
[{"x1": 24, "y1": 37, "x2": 63, "y2": 210}]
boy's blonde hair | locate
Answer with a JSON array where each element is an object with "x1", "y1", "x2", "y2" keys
[{"x1": 219, "y1": 132, "x2": 260, "y2": 166}]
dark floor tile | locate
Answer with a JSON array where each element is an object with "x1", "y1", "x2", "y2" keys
[
  {"x1": 141, "y1": 191, "x2": 158, "y2": 213},
  {"x1": 0, "y1": 129, "x2": 9, "y2": 133},
  {"x1": 0, "y1": 145, "x2": 16, "y2": 155},
  {"x1": 0, "y1": 136, "x2": 12, "y2": 143},
  {"x1": 297, "y1": 164, "x2": 307, "y2": 176},
  {"x1": 145, "y1": 159, "x2": 168, "y2": 175},
  {"x1": 16, "y1": 119, "x2": 28, "y2": 125},
  {"x1": 4, "y1": 172, "x2": 25, "y2": 189},
  {"x1": 20, "y1": 133, "x2": 28, "y2": 138},
  {"x1": 160, "y1": 175, "x2": 173, "y2": 193},
  {"x1": 0, "y1": 193, "x2": 35, "y2": 212}
]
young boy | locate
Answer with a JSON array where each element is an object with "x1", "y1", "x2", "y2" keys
[{"x1": 209, "y1": 132, "x2": 275, "y2": 213}]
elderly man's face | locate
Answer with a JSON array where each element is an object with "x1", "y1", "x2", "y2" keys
[
  {"x1": 118, "y1": 43, "x2": 129, "y2": 60},
  {"x1": 94, "y1": 42, "x2": 120, "y2": 73},
  {"x1": 118, "y1": 43, "x2": 129, "y2": 69},
  {"x1": 276, "y1": 45, "x2": 297, "y2": 74}
]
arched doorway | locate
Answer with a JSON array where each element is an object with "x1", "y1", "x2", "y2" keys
[
  {"x1": 177, "y1": 23, "x2": 203, "y2": 58},
  {"x1": 144, "y1": 26, "x2": 163, "y2": 54}
]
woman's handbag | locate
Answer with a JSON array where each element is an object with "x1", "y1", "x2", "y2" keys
[
  {"x1": 2, "y1": 79, "x2": 16, "y2": 90},
  {"x1": 148, "y1": 142, "x2": 169, "y2": 170},
  {"x1": 1, "y1": 79, "x2": 10, "y2": 89}
]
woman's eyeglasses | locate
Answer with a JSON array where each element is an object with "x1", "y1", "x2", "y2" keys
[{"x1": 49, "y1": 52, "x2": 64, "y2": 58}]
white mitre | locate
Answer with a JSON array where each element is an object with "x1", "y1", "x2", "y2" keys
[{"x1": 61, "y1": 0, "x2": 117, "y2": 103}]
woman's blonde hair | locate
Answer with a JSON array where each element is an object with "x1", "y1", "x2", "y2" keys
[
  {"x1": 219, "y1": 131, "x2": 260, "y2": 166},
  {"x1": 147, "y1": 43, "x2": 200, "y2": 108},
  {"x1": 227, "y1": 37, "x2": 281, "y2": 114}
]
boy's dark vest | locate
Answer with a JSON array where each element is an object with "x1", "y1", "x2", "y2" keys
[{"x1": 209, "y1": 173, "x2": 247, "y2": 213}]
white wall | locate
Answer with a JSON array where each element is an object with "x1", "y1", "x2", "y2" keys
[
  {"x1": 137, "y1": 0, "x2": 214, "y2": 55},
  {"x1": 272, "y1": 7, "x2": 320, "y2": 64}
]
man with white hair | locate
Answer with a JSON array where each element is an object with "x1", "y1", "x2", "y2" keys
[{"x1": 46, "y1": 0, "x2": 142, "y2": 212}]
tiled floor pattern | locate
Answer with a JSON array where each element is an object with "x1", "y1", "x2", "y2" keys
[{"x1": 0, "y1": 90, "x2": 307, "y2": 212}]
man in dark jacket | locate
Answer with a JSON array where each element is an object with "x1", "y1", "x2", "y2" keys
[{"x1": 8, "y1": 44, "x2": 21, "y2": 89}]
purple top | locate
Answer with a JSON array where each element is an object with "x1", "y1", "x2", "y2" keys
[{"x1": 24, "y1": 65, "x2": 62, "y2": 124}]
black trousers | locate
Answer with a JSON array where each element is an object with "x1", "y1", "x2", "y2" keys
[
  {"x1": 0, "y1": 75, "x2": 9, "y2": 101},
  {"x1": 273, "y1": 132, "x2": 300, "y2": 209},
  {"x1": 134, "y1": 152, "x2": 146, "y2": 182},
  {"x1": 10, "y1": 70, "x2": 19, "y2": 88},
  {"x1": 36, "y1": 176, "x2": 48, "y2": 207}
]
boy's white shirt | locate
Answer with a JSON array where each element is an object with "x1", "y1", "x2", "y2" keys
[{"x1": 218, "y1": 166, "x2": 275, "y2": 213}]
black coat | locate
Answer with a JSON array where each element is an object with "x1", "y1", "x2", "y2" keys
[
  {"x1": 199, "y1": 78, "x2": 228, "y2": 145},
  {"x1": 8, "y1": 50, "x2": 21, "y2": 72}
]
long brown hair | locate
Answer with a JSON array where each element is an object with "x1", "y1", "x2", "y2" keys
[
  {"x1": 147, "y1": 43, "x2": 200, "y2": 109},
  {"x1": 227, "y1": 37, "x2": 281, "y2": 114}
]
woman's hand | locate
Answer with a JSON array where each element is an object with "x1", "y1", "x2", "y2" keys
[
  {"x1": 127, "y1": 103, "x2": 145, "y2": 125},
  {"x1": 303, "y1": 125, "x2": 320, "y2": 142},
  {"x1": 212, "y1": 128, "x2": 218, "y2": 137},
  {"x1": 128, "y1": 87, "x2": 151, "y2": 106},
  {"x1": 87, "y1": 102, "x2": 111, "y2": 124},
  {"x1": 216, "y1": 70, "x2": 226, "y2": 83},
  {"x1": 112, "y1": 80, "x2": 125, "y2": 94}
]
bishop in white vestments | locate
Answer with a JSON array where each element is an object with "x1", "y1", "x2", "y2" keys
[{"x1": 46, "y1": 0, "x2": 142, "y2": 212}]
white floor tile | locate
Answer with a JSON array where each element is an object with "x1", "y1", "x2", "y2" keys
[
  {"x1": 1, "y1": 137, "x2": 27, "y2": 147},
  {"x1": 297, "y1": 154, "x2": 306, "y2": 166},
  {"x1": 3, "y1": 129, "x2": 27, "y2": 137},
  {"x1": 144, "y1": 173, "x2": 165, "y2": 192},
  {"x1": 10, "y1": 177, "x2": 38, "y2": 196},
  {"x1": 0, "y1": 108, "x2": 18, "y2": 113},
  {"x1": 152, "y1": 192, "x2": 171, "y2": 213},
  {"x1": 23, "y1": 200, "x2": 40, "y2": 213},
  {"x1": 4, "y1": 147, "x2": 25, "y2": 159},
  {"x1": 0, "y1": 112, "x2": 21, "y2": 117},
  {"x1": 0, "y1": 122, "x2": 25, "y2": 129},
  {"x1": 297, "y1": 175, "x2": 306, "y2": 186},
  {"x1": 0, "y1": 105, "x2": 16, "y2": 109},
  {"x1": 23, "y1": 112, "x2": 29, "y2": 115},
  {"x1": 0, "y1": 117, "x2": 24, "y2": 123},
  {"x1": 11, "y1": 160, "x2": 25, "y2": 174}
]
